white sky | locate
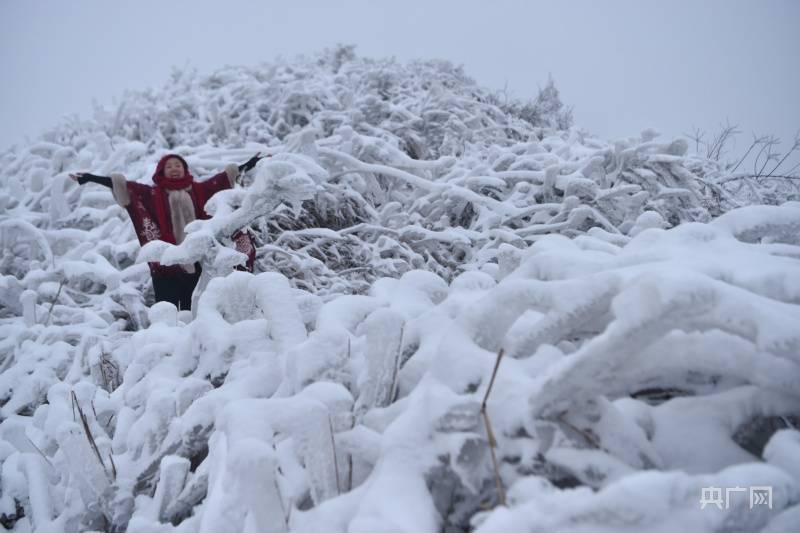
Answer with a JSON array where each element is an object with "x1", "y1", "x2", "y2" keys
[{"x1": 2, "y1": 0, "x2": 798, "y2": 164}]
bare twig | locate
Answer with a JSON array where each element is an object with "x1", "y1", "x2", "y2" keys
[
  {"x1": 70, "y1": 391, "x2": 111, "y2": 481},
  {"x1": 25, "y1": 436, "x2": 54, "y2": 469},
  {"x1": 755, "y1": 175, "x2": 800, "y2": 181},
  {"x1": 753, "y1": 135, "x2": 780, "y2": 178},
  {"x1": 557, "y1": 415, "x2": 602, "y2": 449},
  {"x1": 70, "y1": 391, "x2": 77, "y2": 422},
  {"x1": 753, "y1": 138, "x2": 771, "y2": 177},
  {"x1": 706, "y1": 121, "x2": 739, "y2": 161},
  {"x1": 766, "y1": 131, "x2": 800, "y2": 178},
  {"x1": 482, "y1": 408, "x2": 505, "y2": 504},
  {"x1": 758, "y1": 145, "x2": 779, "y2": 178},
  {"x1": 481, "y1": 349, "x2": 504, "y2": 409},
  {"x1": 273, "y1": 476, "x2": 290, "y2": 532},
  {"x1": 716, "y1": 173, "x2": 800, "y2": 185},
  {"x1": 44, "y1": 280, "x2": 64, "y2": 326},
  {"x1": 389, "y1": 324, "x2": 405, "y2": 403},
  {"x1": 328, "y1": 415, "x2": 342, "y2": 495},
  {"x1": 480, "y1": 349, "x2": 506, "y2": 507},
  {"x1": 684, "y1": 127, "x2": 705, "y2": 155},
  {"x1": 784, "y1": 160, "x2": 800, "y2": 177},
  {"x1": 729, "y1": 136, "x2": 763, "y2": 174}
]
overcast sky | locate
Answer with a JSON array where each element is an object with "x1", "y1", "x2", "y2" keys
[{"x1": 2, "y1": 0, "x2": 798, "y2": 162}]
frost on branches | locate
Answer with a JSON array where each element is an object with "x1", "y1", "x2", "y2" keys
[{"x1": 1, "y1": 48, "x2": 799, "y2": 532}]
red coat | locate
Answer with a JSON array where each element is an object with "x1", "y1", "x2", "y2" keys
[{"x1": 112, "y1": 156, "x2": 255, "y2": 277}]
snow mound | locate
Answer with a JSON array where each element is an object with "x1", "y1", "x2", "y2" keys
[{"x1": 1, "y1": 203, "x2": 798, "y2": 532}]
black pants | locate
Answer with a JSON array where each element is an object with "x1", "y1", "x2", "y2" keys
[{"x1": 152, "y1": 268, "x2": 201, "y2": 311}]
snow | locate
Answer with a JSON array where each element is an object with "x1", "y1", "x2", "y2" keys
[
  {"x1": 1, "y1": 48, "x2": 800, "y2": 532},
  {"x1": 474, "y1": 464, "x2": 799, "y2": 533},
  {"x1": 764, "y1": 429, "x2": 800, "y2": 482}
]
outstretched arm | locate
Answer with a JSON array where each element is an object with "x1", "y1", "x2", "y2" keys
[
  {"x1": 69, "y1": 172, "x2": 131, "y2": 207},
  {"x1": 201, "y1": 152, "x2": 268, "y2": 196},
  {"x1": 238, "y1": 152, "x2": 268, "y2": 174},
  {"x1": 69, "y1": 172, "x2": 112, "y2": 188}
]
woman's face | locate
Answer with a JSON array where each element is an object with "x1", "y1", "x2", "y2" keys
[{"x1": 164, "y1": 158, "x2": 185, "y2": 179}]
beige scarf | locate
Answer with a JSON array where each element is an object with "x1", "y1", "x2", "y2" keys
[{"x1": 167, "y1": 188, "x2": 197, "y2": 274}]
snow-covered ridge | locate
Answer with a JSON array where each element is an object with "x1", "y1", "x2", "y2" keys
[{"x1": 1, "y1": 49, "x2": 799, "y2": 532}]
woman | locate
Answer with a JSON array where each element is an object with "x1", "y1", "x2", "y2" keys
[{"x1": 70, "y1": 152, "x2": 264, "y2": 310}]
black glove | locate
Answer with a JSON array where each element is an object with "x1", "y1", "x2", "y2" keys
[
  {"x1": 238, "y1": 152, "x2": 266, "y2": 173},
  {"x1": 70, "y1": 173, "x2": 112, "y2": 188}
]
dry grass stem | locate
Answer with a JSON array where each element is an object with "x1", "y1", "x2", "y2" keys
[
  {"x1": 480, "y1": 349, "x2": 506, "y2": 506},
  {"x1": 329, "y1": 415, "x2": 342, "y2": 495},
  {"x1": 44, "y1": 280, "x2": 64, "y2": 326},
  {"x1": 70, "y1": 390, "x2": 113, "y2": 481}
]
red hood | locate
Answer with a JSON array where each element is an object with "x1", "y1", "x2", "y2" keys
[{"x1": 152, "y1": 154, "x2": 190, "y2": 181}]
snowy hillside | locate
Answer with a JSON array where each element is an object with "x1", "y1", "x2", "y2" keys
[{"x1": 1, "y1": 48, "x2": 799, "y2": 532}]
